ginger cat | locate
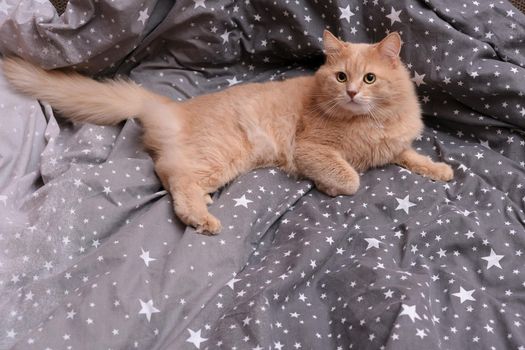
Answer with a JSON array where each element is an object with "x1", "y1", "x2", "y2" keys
[{"x1": 2, "y1": 30, "x2": 453, "y2": 234}]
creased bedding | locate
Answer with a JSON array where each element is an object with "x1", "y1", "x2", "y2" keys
[{"x1": 1, "y1": 0, "x2": 525, "y2": 349}]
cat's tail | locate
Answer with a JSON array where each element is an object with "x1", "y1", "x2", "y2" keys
[{"x1": 2, "y1": 57, "x2": 168, "y2": 125}]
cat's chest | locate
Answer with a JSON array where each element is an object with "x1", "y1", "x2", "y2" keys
[{"x1": 341, "y1": 124, "x2": 408, "y2": 170}]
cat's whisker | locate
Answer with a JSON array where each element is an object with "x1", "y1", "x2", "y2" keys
[
  {"x1": 371, "y1": 106, "x2": 395, "y2": 119},
  {"x1": 310, "y1": 97, "x2": 344, "y2": 117},
  {"x1": 360, "y1": 95, "x2": 388, "y2": 100}
]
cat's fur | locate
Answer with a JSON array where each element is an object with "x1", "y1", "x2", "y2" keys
[{"x1": 2, "y1": 31, "x2": 453, "y2": 234}]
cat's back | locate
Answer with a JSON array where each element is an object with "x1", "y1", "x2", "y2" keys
[
  {"x1": 182, "y1": 75, "x2": 313, "y2": 118},
  {"x1": 221, "y1": 75, "x2": 314, "y2": 115}
]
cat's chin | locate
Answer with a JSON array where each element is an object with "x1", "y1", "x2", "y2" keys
[{"x1": 340, "y1": 101, "x2": 368, "y2": 116}]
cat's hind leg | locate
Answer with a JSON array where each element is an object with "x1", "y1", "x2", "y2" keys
[
  {"x1": 172, "y1": 179, "x2": 222, "y2": 234},
  {"x1": 156, "y1": 161, "x2": 221, "y2": 234}
]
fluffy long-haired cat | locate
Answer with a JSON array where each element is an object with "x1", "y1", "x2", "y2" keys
[{"x1": 3, "y1": 30, "x2": 453, "y2": 234}]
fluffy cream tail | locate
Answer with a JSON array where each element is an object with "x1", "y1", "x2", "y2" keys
[{"x1": 2, "y1": 57, "x2": 163, "y2": 125}]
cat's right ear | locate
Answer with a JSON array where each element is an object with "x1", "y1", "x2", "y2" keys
[
  {"x1": 323, "y1": 30, "x2": 345, "y2": 56},
  {"x1": 376, "y1": 32, "x2": 402, "y2": 67}
]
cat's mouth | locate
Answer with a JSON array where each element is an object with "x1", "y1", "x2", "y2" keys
[
  {"x1": 340, "y1": 99, "x2": 369, "y2": 114},
  {"x1": 344, "y1": 99, "x2": 363, "y2": 108}
]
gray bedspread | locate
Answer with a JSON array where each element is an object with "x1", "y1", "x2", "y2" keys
[{"x1": 1, "y1": 0, "x2": 525, "y2": 349}]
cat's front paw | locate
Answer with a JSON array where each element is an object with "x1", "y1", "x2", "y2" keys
[
  {"x1": 316, "y1": 177, "x2": 360, "y2": 197},
  {"x1": 429, "y1": 162, "x2": 454, "y2": 182}
]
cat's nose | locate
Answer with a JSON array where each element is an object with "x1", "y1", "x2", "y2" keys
[{"x1": 347, "y1": 90, "x2": 358, "y2": 99}]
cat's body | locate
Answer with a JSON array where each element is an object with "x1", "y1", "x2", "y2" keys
[{"x1": 2, "y1": 31, "x2": 453, "y2": 234}]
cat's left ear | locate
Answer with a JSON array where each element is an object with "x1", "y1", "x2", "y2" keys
[{"x1": 376, "y1": 32, "x2": 402, "y2": 66}]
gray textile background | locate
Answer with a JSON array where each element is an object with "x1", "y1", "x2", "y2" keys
[{"x1": 0, "y1": 0, "x2": 525, "y2": 349}]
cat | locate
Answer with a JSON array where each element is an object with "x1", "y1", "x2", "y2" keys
[{"x1": 2, "y1": 30, "x2": 453, "y2": 235}]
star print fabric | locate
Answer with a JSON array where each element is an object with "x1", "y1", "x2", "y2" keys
[
  {"x1": 0, "y1": 0, "x2": 525, "y2": 349},
  {"x1": 0, "y1": 0, "x2": 159, "y2": 73}
]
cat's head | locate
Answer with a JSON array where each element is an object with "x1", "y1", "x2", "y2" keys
[{"x1": 314, "y1": 30, "x2": 412, "y2": 117}]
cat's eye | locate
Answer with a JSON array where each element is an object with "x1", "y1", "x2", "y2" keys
[
  {"x1": 363, "y1": 73, "x2": 376, "y2": 84},
  {"x1": 336, "y1": 72, "x2": 347, "y2": 83}
]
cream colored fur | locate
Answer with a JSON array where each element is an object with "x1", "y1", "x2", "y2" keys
[{"x1": 2, "y1": 31, "x2": 453, "y2": 234}]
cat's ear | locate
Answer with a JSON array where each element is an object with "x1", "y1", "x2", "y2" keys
[
  {"x1": 376, "y1": 32, "x2": 402, "y2": 66},
  {"x1": 323, "y1": 30, "x2": 345, "y2": 56}
]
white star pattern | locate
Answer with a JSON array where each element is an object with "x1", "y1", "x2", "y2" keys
[
  {"x1": 137, "y1": 8, "x2": 149, "y2": 25},
  {"x1": 227, "y1": 76, "x2": 242, "y2": 86},
  {"x1": 226, "y1": 277, "x2": 241, "y2": 290},
  {"x1": 138, "y1": 299, "x2": 160, "y2": 322},
  {"x1": 452, "y1": 287, "x2": 476, "y2": 304},
  {"x1": 481, "y1": 249, "x2": 504, "y2": 269},
  {"x1": 395, "y1": 195, "x2": 416, "y2": 214},
  {"x1": 193, "y1": 0, "x2": 206, "y2": 9},
  {"x1": 220, "y1": 30, "x2": 232, "y2": 44},
  {"x1": 338, "y1": 5, "x2": 354, "y2": 23},
  {"x1": 364, "y1": 237, "x2": 382, "y2": 250},
  {"x1": 386, "y1": 7, "x2": 402, "y2": 26},
  {"x1": 233, "y1": 194, "x2": 253, "y2": 208},
  {"x1": 411, "y1": 71, "x2": 426, "y2": 87},
  {"x1": 399, "y1": 304, "x2": 421, "y2": 322},
  {"x1": 139, "y1": 248, "x2": 156, "y2": 267},
  {"x1": 186, "y1": 328, "x2": 207, "y2": 349}
]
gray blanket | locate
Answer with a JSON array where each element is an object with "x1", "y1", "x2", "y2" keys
[{"x1": 1, "y1": 0, "x2": 525, "y2": 349}]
